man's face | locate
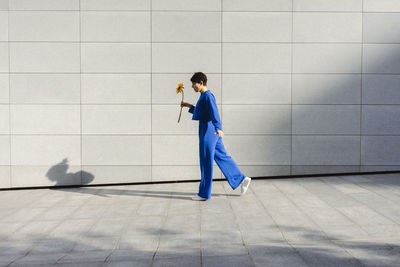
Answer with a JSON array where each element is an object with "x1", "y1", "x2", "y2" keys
[{"x1": 192, "y1": 82, "x2": 202, "y2": 92}]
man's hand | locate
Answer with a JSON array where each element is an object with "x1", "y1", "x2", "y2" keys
[
  {"x1": 181, "y1": 101, "x2": 192, "y2": 108},
  {"x1": 215, "y1": 130, "x2": 224, "y2": 138}
]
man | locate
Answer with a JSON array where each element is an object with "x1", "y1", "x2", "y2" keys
[{"x1": 181, "y1": 72, "x2": 251, "y2": 201}]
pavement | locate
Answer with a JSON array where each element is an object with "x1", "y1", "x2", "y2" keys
[{"x1": 1, "y1": 173, "x2": 400, "y2": 266}]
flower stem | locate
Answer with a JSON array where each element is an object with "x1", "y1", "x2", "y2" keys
[{"x1": 178, "y1": 89, "x2": 184, "y2": 123}]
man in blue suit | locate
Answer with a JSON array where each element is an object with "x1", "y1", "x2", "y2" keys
[{"x1": 181, "y1": 72, "x2": 251, "y2": 201}]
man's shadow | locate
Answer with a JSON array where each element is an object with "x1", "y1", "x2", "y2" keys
[
  {"x1": 46, "y1": 158, "x2": 238, "y2": 200},
  {"x1": 46, "y1": 158, "x2": 95, "y2": 186}
]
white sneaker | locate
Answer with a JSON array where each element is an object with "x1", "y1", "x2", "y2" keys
[
  {"x1": 241, "y1": 177, "x2": 251, "y2": 195},
  {"x1": 191, "y1": 195, "x2": 207, "y2": 201}
]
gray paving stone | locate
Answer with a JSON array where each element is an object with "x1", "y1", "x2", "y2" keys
[
  {"x1": 292, "y1": 244, "x2": 363, "y2": 267},
  {"x1": 303, "y1": 185, "x2": 363, "y2": 208},
  {"x1": 166, "y1": 200, "x2": 200, "y2": 215},
  {"x1": 117, "y1": 235, "x2": 159, "y2": 251},
  {"x1": 104, "y1": 260, "x2": 152, "y2": 267},
  {"x1": 152, "y1": 256, "x2": 201, "y2": 267},
  {"x1": 252, "y1": 252, "x2": 308, "y2": 267},
  {"x1": 87, "y1": 218, "x2": 129, "y2": 237},
  {"x1": 338, "y1": 206, "x2": 396, "y2": 226},
  {"x1": 329, "y1": 194, "x2": 368, "y2": 207},
  {"x1": 36, "y1": 206, "x2": 80, "y2": 221},
  {"x1": 268, "y1": 206, "x2": 317, "y2": 228},
  {"x1": 10, "y1": 252, "x2": 67, "y2": 265},
  {"x1": 201, "y1": 213, "x2": 238, "y2": 231},
  {"x1": 367, "y1": 188, "x2": 400, "y2": 204},
  {"x1": 0, "y1": 254, "x2": 24, "y2": 266},
  {"x1": 0, "y1": 221, "x2": 26, "y2": 239},
  {"x1": 158, "y1": 233, "x2": 200, "y2": 249},
  {"x1": 347, "y1": 192, "x2": 395, "y2": 207},
  {"x1": 72, "y1": 237, "x2": 119, "y2": 252},
  {"x1": 99, "y1": 204, "x2": 140, "y2": 218},
  {"x1": 202, "y1": 255, "x2": 254, "y2": 267},
  {"x1": 361, "y1": 224, "x2": 400, "y2": 238},
  {"x1": 125, "y1": 215, "x2": 164, "y2": 235},
  {"x1": 69, "y1": 205, "x2": 109, "y2": 219},
  {"x1": 8, "y1": 264, "x2": 56, "y2": 267},
  {"x1": 247, "y1": 242, "x2": 295, "y2": 256},
  {"x1": 235, "y1": 211, "x2": 277, "y2": 231},
  {"x1": 137, "y1": 201, "x2": 169, "y2": 216},
  {"x1": 240, "y1": 229, "x2": 285, "y2": 244},
  {"x1": 257, "y1": 193, "x2": 295, "y2": 209},
  {"x1": 322, "y1": 178, "x2": 369, "y2": 194},
  {"x1": 1, "y1": 174, "x2": 400, "y2": 266},
  {"x1": 321, "y1": 225, "x2": 370, "y2": 240},
  {"x1": 0, "y1": 241, "x2": 34, "y2": 256},
  {"x1": 286, "y1": 194, "x2": 330, "y2": 208},
  {"x1": 30, "y1": 238, "x2": 76, "y2": 254},
  {"x1": 247, "y1": 243, "x2": 308, "y2": 267},
  {"x1": 154, "y1": 247, "x2": 200, "y2": 259},
  {"x1": 229, "y1": 195, "x2": 265, "y2": 213},
  {"x1": 83, "y1": 197, "x2": 114, "y2": 207},
  {"x1": 341, "y1": 175, "x2": 371, "y2": 183},
  {"x1": 281, "y1": 226, "x2": 330, "y2": 243},
  {"x1": 334, "y1": 239, "x2": 400, "y2": 266},
  {"x1": 201, "y1": 230, "x2": 243, "y2": 247},
  {"x1": 162, "y1": 214, "x2": 200, "y2": 234},
  {"x1": 48, "y1": 219, "x2": 96, "y2": 239},
  {"x1": 11, "y1": 220, "x2": 61, "y2": 240},
  {"x1": 53, "y1": 196, "x2": 92, "y2": 208},
  {"x1": 24, "y1": 196, "x2": 66, "y2": 209},
  {"x1": 300, "y1": 207, "x2": 355, "y2": 227},
  {"x1": 273, "y1": 180, "x2": 312, "y2": 195},
  {"x1": 201, "y1": 199, "x2": 235, "y2": 215},
  {"x1": 58, "y1": 262, "x2": 106, "y2": 267},
  {"x1": 1, "y1": 207, "x2": 47, "y2": 223},
  {"x1": 57, "y1": 250, "x2": 112, "y2": 263},
  {"x1": 0, "y1": 208, "x2": 18, "y2": 219},
  {"x1": 201, "y1": 245, "x2": 248, "y2": 257},
  {"x1": 106, "y1": 249, "x2": 154, "y2": 262}
]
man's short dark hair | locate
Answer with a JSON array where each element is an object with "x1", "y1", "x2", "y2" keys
[{"x1": 190, "y1": 72, "x2": 207, "y2": 86}]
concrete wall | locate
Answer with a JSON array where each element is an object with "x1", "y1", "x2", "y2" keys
[{"x1": 1, "y1": 0, "x2": 400, "y2": 188}]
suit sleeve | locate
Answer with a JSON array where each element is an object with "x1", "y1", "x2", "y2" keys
[
  {"x1": 188, "y1": 105, "x2": 195, "y2": 114},
  {"x1": 205, "y1": 94, "x2": 222, "y2": 131}
]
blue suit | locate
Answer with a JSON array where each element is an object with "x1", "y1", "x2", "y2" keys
[{"x1": 189, "y1": 90, "x2": 246, "y2": 199}]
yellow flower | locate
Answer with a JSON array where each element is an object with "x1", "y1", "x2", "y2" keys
[
  {"x1": 176, "y1": 82, "x2": 184, "y2": 123},
  {"x1": 176, "y1": 83, "x2": 184, "y2": 94}
]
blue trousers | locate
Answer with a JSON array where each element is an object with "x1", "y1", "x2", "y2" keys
[{"x1": 197, "y1": 121, "x2": 246, "y2": 199}]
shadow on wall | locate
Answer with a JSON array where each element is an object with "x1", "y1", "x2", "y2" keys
[{"x1": 46, "y1": 158, "x2": 94, "y2": 186}]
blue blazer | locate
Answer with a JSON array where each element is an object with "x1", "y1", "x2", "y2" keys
[{"x1": 188, "y1": 90, "x2": 222, "y2": 131}]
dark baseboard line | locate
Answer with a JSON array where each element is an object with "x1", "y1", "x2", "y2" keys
[{"x1": 1, "y1": 170, "x2": 400, "y2": 192}]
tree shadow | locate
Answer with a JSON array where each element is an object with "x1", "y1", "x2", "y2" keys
[{"x1": 1, "y1": 223, "x2": 399, "y2": 266}]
